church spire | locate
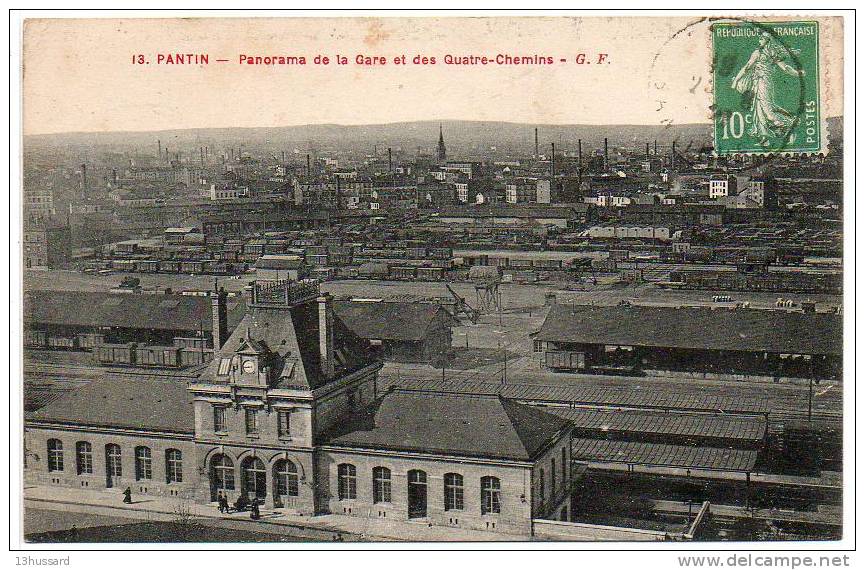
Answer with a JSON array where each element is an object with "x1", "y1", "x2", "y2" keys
[{"x1": 437, "y1": 123, "x2": 447, "y2": 162}]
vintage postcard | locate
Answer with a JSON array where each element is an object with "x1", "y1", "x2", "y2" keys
[{"x1": 10, "y1": 9, "x2": 852, "y2": 557}]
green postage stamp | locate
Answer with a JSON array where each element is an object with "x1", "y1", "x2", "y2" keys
[{"x1": 713, "y1": 20, "x2": 821, "y2": 155}]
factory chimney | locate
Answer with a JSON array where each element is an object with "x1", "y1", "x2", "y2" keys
[
  {"x1": 577, "y1": 139, "x2": 583, "y2": 185},
  {"x1": 671, "y1": 141, "x2": 677, "y2": 170},
  {"x1": 80, "y1": 164, "x2": 87, "y2": 191},
  {"x1": 388, "y1": 147, "x2": 393, "y2": 173},
  {"x1": 158, "y1": 139, "x2": 162, "y2": 160},
  {"x1": 306, "y1": 154, "x2": 311, "y2": 178},
  {"x1": 654, "y1": 140, "x2": 658, "y2": 155},
  {"x1": 604, "y1": 138, "x2": 609, "y2": 172},
  {"x1": 534, "y1": 128, "x2": 539, "y2": 159},
  {"x1": 550, "y1": 142, "x2": 556, "y2": 178},
  {"x1": 282, "y1": 150, "x2": 286, "y2": 163},
  {"x1": 200, "y1": 147, "x2": 204, "y2": 166},
  {"x1": 211, "y1": 282, "x2": 229, "y2": 349},
  {"x1": 317, "y1": 293, "x2": 335, "y2": 379},
  {"x1": 646, "y1": 142, "x2": 650, "y2": 159}
]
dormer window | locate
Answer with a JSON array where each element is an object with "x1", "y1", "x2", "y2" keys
[{"x1": 217, "y1": 358, "x2": 232, "y2": 376}]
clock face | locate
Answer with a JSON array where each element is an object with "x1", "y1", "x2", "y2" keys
[{"x1": 242, "y1": 360, "x2": 256, "y2": 374}]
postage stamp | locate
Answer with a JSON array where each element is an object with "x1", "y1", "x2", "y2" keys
[{"x1": 712, "y1": 20, "x2": 821, "y2": 155}]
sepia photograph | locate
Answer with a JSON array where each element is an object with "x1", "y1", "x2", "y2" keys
[{"x1": 8, "y1": 7, "x2": 856, "y2": 558}]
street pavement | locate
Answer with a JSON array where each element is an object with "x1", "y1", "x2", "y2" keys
[{"x1": 23, "y1": 484, "x2": 527, "y2": 542}]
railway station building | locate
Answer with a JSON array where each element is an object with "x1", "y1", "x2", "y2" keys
[{"x1": 24, "y1": 279, "x2": 574, "y2": 535}]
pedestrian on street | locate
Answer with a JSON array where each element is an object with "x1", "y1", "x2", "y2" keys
[
  {"x1": 220, "y1": 493, "x2": 230, "y2": 513},
  {"x1": 250, "y1": 498, "x2": 261, "y2": 520},
  {"x1": 217, "y1": 492, "x2": 225, "y2": 513},
  {"x1": 122, "y1": 487, "x2": 132, "y2": 504}
]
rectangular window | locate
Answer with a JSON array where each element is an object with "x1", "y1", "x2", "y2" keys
[
  {"x1": 539, "y1": 468, "x2": 545, "y2": 501},
  {"x1": 444, "y1": 473, "x2": 464, "y2": 511},
  {"x1": 562, "y1": 447, "x2": 568, "y2": 482},
  {"x1": 76, "y1": 442, "x2": 93, "y2": 475},
  {"x1": 373, "y1": 467, "x2": 391, "y2": 503},
  {"x1": 135, "y1": 447, "x2": 152, "y2": 480},
  {"x1": 277, "y1": 410, "x2": 291, "y2": 438},
  {"x1": 245, "y1": 408, "x2": 258, "y2": 435},
  {"x1": 338, "y1": 464, "x2": 357, "y2": 500},
  {"x1": 213, "y1": 406, "x2": 226, "y2": 433},
  {"x1": 47, "y1": 440, "x2": 63, "y2": 472},
  {"x1": 166, "y1": 450, "x2": 183, "y2": 483},
  {"x1": 481, "y1": 477, "x2": 501, "y2": 515},
  {"x1": 217, "y1": 358, "x2": 231, "y2": 376}
]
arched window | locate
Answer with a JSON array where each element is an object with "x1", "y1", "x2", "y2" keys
[
  {"x1": 274, "y1": 459, "x2": 299, "y2": 497},
  {"x1": 76, "y1": 442, "x2": 92, "y2": 475},
  {"x1": 166, "y1": 449, "x2": 183, "y2": 483},
  {"x1": 481, "y1": 476, "x2": 501, "y2": 515},
  {"x1": 372, "y1": 467, "x2": 391, "y2": 504},
  {"x1": 241, "y1": 457, "x2": 267, "y2": 499},
  {"x1": 444, "y1": 473, "x2": 464, "y2": 511},
  {"x1": 211, "y1": 454, "x2": 235, "y2": 491},
  {"x1": 135, "y1": 446, "x2": 152, "y2": 480},
  {"x1": 337, "y1": 463, "x2": 356, "y2": 500},
  {"x1": 106, "y1": 444, "x2": 122, "y2": 478},
  {"x1": 47, "y1": 439, "x2": 63, "y2": 472}
]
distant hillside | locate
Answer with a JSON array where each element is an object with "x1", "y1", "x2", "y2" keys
[{"x1": 24, "y1": 117, "x2": 841, "y2": 156}]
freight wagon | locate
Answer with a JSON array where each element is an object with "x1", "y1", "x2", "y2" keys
[
  {"x1": 389, "y1": 266, "x2": 418, "y2": 280},
  {"x1": 416, "y1": 266, "x2": 446, "y2": 280},
  {"x1": 24, "y1": 329, "x2": 48, "y2": 349},
  {"x1": 158, "y1": 260, "x2": 181, "y2": 273},
  {"x1": 97, "y1": 343, "x2": 137, "y2": 365},
  {"x1": 545, "y1": 350, "x2": 586, "y2": 371},
  {"x1": 135, "y1": 345, "x2": 182, "y2": 367},
  {"x1": 180, "y1": 261, "x2": 205, "y2": 274},
  {"x1": 532, "y1": 259, "x2": 564, "y2": 270}
]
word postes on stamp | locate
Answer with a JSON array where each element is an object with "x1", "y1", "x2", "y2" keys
[{"x1": 713, "y1": 20, "x2": 820, "y2": 155}]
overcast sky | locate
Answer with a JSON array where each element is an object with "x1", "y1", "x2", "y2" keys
[{"x1": 22, "y1": 16, "x2": 843, "y2": 135}]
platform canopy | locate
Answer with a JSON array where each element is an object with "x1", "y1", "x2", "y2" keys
[{"x1": 571, "y1": 438, "x2": 759, "y2": 472}]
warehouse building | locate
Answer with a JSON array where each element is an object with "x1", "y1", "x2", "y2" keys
[
  {"x1": 24, "y1": 290, "x2": 246, "y2": 366},
  {"x1": 533, "y1": 304, "x2": 842, "y2": 380},
  {"x1": 333, "y1": 300, "x2": 458, "y2": 363}
]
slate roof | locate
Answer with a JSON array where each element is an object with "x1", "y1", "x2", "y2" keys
[
  {"x1": 333, "y1": 301, "x2": 454, "y2": 342},
  {"x1": 198, "y1": 302, "x2": 378, "y2": 391},
  {"x1": 571, "y1": 438, "x2": 759, "y2": 472},
  {"x1": 546, "y1": 407, "x2": 767, "y2": 442},
  {"x1": 536, "y1": 304, "x2": 841, "y2": 356},
  {"x1": 323, "y1": 390, "x2": 572, "y2": 462},
  {"x1": 24, "y1": 291, "x2": 246, "y2": 334},
  {"x1": 27, "y1": 375, "x2": 194, "y2": 434},
  {"x1": 385, "y1": 378, "x2": 770, "y2": 415}
]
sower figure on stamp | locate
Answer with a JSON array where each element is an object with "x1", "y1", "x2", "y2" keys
[{"x1": 731, "y1": 31, "x2": 805, "y2": 147}]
